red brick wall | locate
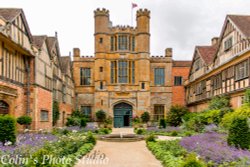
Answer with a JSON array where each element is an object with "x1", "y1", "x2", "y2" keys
[
  {"x1": 33, "y1": 87, "x2": 53, "y2": 130},
  {"x1": 58, "y1": 103, "x2": 73, "y2": 127},
  {"x1": 172, "y1": 66, "x2": 190, "y2": 106}
]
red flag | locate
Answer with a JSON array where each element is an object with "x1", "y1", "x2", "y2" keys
[{"x1": 132, "y1": 3, "x2": 138, "y2": 8}]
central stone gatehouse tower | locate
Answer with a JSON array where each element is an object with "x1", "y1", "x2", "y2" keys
[{"x1": 73, "y1": 8, "x2": 173, "y2": 127}]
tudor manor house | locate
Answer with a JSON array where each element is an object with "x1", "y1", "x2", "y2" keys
[{"x1": 0, "y1": 7, "x2": 249, "y2": 129}]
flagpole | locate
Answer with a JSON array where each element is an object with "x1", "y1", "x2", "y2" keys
[{"x1": 131, "y1": 5, "x2": 133, "y2": 26}]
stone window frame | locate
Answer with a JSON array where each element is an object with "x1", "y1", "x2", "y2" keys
[
  {"x1": 153, "y1": 105, "x2": 165, "y2": 121},
  {"x1": 80, "y1": 67, "x2": 91, "y2": 85},
  {"x1": 40, "y1": 110, "x2": 49, "y2": 122},
  {"x1": 154, "y1": 68, "x2": 165, "y2": 86}
]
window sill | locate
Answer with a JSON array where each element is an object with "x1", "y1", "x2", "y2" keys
[{"x1": 40, "y1": 120, "x2": 49, "y2": 122}]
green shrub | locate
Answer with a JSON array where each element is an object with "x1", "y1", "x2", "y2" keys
[
  {"x1": 183, "y1": 114, "x2": 207, "y2": 132},
  {"x1": 136, "y1": 128, "x2": 145, "y2": 135},
  {"x1": 0, "y1": 115, "x2": 16, "y2": 145},
  {"x1": 220, "y1": 104, "x2": 250, "y2": 129},
  {"x1": 66, "y1": 117, "x2": 81, "y2": 126},
  {"x1": 17, "y1": 115, "x2": 32, "y2": 125},
  {"x1": 80, "y1": 118, "x2": 87, "y2": 128},
  {"x1": 166, "y1": 105, "x2": 189, "y2": 126},
  {"x1": 227, "y1": 116, "x2": 250, "y2": 149},
  {"x1": 208, "y1": 95, "x2": 231, "y2": 110},
  {"x1": 170, "y1": 131, "x2": 178, "y2": 136},
  {"x1": 86, "y1": 132, "x2": 96, "y2": 145},
  {"x1": 159, "y1": 118, "x2": 166, "y2": 128},
  {"x1": 244, "y1": 88, "x2": 250, "y2": 104},
  {"x1": 147, "y1": 140, "x2": 186, "y2": 167},
  {"x1": 146, "y1": 134, "x2": 156, "y2": 142},
  {"x1": 141, "y1": 112, "x2": 150, "y2": 123},
  {"x1": 52, "y1": 101, "x2": 60, "y2": 126},
  {"x1": 98, "y1": 128, "x2": 110, "y2": 134},
  {"x1": 181, "y1": 153, "x2": 206, "y2": 167},
  {"x1": 96, "y1": 110, "x2": 107, "y2": 122}
]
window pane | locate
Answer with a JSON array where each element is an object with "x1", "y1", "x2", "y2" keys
[
  {"x1": 40, "y1": 110, "x2": 49, "y2": 121},
  {"x1": 154, "y1": 68, "x2": 165, "y2": 85},
  {"x1": 81, "y1": 106, "x2": 92, "y2": 117},
  {"x1": 119, "y1": 60, "x2": 128, "y2": 83},
  {"x1": 80, "y1": 68, "x2": 91, "y2": 85}
]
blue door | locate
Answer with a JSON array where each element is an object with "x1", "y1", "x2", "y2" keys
[{"x1": 114, "y1": 103, "x2": 132, "y2": 128}]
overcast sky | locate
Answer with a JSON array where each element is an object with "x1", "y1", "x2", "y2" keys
[{"x1": 1, "y1": 0, "x2": 250, "y2": 60}]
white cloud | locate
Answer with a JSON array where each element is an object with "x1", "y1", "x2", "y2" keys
[{"x1": 1, "y1": 0, "x2": 250, "y2": 60}]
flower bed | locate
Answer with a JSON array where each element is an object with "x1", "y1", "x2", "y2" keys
[
  {"x1": 180, "y1": 132, "x2": 250, "y2": 166},
  {"x1": 0, "y1": 132, "x2": 96, "y2": 167}
]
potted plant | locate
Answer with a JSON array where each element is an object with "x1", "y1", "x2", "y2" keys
[
  {"x1": 140, "y1": 112, "x2": 150, "y2": 128},
  {"x1": 17, "y1": 115, "x2": 32, "y2": 130}
]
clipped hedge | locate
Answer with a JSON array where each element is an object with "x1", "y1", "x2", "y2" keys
[{"x1": 0, "y1": 115, "x2": 16, "y2": 145}]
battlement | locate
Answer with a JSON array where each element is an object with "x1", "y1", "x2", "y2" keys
[
  {"x1": 151, "y1": 55, "x2": 167, "y2": 58},
  {"x1": 81, "y1": 55, "x2": 94, "y2": 58},
  {"x1": 94, "y1": 8, "x2": 109, "y2": 17},
  {"x1": 110, "y1": 25, "x2": 136, "y2": 32},
  {"x1": 136, "y1": 8, "x2": 150, "y2": 18}
]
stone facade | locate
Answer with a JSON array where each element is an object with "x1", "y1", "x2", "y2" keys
[{"x1": 73, "y1": 8, "x2": 191, "y2": 125}]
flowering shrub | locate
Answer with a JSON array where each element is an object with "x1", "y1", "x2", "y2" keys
[
  {"x1": 147, "y1": 140, "x2": 186, "y2": 167},
  {"x1": 0, "y1": 133, "x2": 57, "y2": 156},
  {"x1": 180, "y1": 132, "x2": 250, "y2": 165}
]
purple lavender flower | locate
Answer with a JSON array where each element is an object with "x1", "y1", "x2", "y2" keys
[{"x1": 180, "y1": 132, "x2": 250, "y2": 165}]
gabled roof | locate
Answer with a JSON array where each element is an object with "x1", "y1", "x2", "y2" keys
[
  {"x1": 173, "y1": 61, "x2": 192, "y2": 67},
  {"x1": 46, "y1": 37, "x2": 57, "y2": 53},
  {"x1": 60, "y1": 56, "x2": 71, "y2": 73},
  {"x1": 196, "y1": 44, "x2": 218, "y2": 65},
  {"x1": 0, "y1": 8, "x2": 21, "y2": 21},
  {"x1": 0, "y1": 8, "x2": 33, "y2": 42},
  {"x1": 32, "y1": 35, "x2": 47, "y2": 49},
  {"x1": 228, "y1": 15, "x2": 250, "y2": 38}
]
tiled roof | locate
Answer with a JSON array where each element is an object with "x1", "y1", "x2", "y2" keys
[
  {"x1": 32, "y1": 35, "x2": 46, "y2": 49},
  {"x1": 0, "y1": 8, "x2": 22, "y2": 21},
  {"x1": 60, "y1": 56, "x2": 71, "y2": 73},
  {"x1": 228, "y1": 15, "x2": 250, "y2": 37},
  {"x1": 46, "y1": 37, "x2": 57, "y2": 53},
  {"x1": 197, "y1": 44, "x2": 218, "y2": 65},
  {"x1": 173, "y1": 61, "x2": 192, "y2": 67}
]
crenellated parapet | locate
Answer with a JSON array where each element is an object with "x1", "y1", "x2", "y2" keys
[
  {"x1": 136, "y1": 8, "x2": 150, "y2": 18},
  {"x1": 94, "y1": 8, "x2": 109, "y2": 17},
  {"x1": 110, "y1": 25, "x2": 136, "y2": 32}
]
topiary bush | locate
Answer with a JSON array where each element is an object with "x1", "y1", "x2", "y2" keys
[
  {"x1": 227, "y1": 116, "x2": 250, "y2": 149},
  {"x1": 96, "y1": 110, "x2": 107, "y2": 122},
  {"x1": 0, "y1": 115, "x2": 16, "y2": 145},
  {"x1": 159, "y1": 118, "x2": 167, "y2": 128},
  {"x1": 141, "y1": 112, "x2": 150, "y2": 123},
  {"x1": 80, "y1": 118, "x2": 87, "y2": 128},
  {"x1": 166, "y1": 105, "x2": 189, "y2": 126},
  {"x1": 17, "y1": 115, "x2": 32, "y2": 127}
]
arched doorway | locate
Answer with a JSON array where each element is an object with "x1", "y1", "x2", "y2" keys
[
  {"x1": 0, "y1": 100, "x2": 9, "y2": 115},
  {"x1": 113, "y1": 102, "x2": 132, "y2": 128}
]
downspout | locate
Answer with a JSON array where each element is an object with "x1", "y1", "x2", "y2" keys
[{"x1": 25, "y1": 57, "x2": 30, "y2": 115}]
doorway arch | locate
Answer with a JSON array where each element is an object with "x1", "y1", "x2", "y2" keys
[
  {"x1": 113, "y1": 102, "x2": 132, "y2": 128},
  {"x1": 0, "y1": 100, "x2": 9, "y2": 115}
]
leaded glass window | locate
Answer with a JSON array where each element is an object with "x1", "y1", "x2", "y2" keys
[
  {"x1": 118, "y1": 60, "x2": 128, "y2": 83},
  {"x1": 80, "y1": 68, "x2": 91, "y2": 85},
  {"x1": 154, "y1": 68, "x2": 165, "y2": 85}
]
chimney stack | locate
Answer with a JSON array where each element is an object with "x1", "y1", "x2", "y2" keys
[{"x1": 211, "y1": 37, "x2": 219, "y2": 46}]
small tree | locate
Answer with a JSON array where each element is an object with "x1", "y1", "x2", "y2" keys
[
  {"x1": 0, "y1": 115, "x2": 16, "y2": 145},
  {"x1": 141, "y1": 112, "x2": 150, "y2": 123},
  {"x1": 52, "y1": 101, "x2": 60, "y2": 126},
  {"x1": 166, "y1": 105, "x2": 189, "y2": 126},
  {"x1": 17, "y1": 116, "x2": 32, "y2": 129},
  {"x1": 96, "y1": 110, "x2": 106, "y2": 122},
  {"x1": 227, "y1": 116, "x2": 250, "y2": 149}
]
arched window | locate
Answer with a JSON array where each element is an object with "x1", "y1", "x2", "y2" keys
[{"x1": 0, "y1": 101, "x2": 9, "y2": 115}]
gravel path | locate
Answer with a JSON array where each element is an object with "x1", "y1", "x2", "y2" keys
[{"x1": 75, "y1": 128, "x2": 162, "y2": 167}]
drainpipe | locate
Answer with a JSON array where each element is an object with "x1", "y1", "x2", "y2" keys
[{"x1": 25, "y1": 57, "x2": 30, "y2": 115}]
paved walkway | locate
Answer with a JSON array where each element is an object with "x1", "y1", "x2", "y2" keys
[{"x1": 75, "y1": 128, "x2": 162, "y2": 167}]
